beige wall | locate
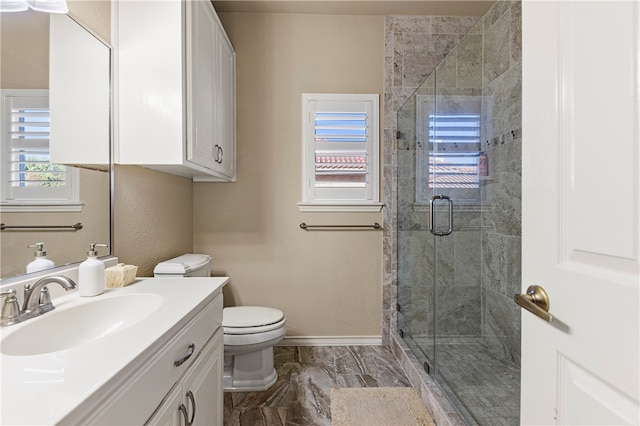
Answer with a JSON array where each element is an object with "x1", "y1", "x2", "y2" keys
[
  {"x1": 0, "y1": 10, "x2": 49, "y2": 89},
  {"x1": 193, "y1": 13, "x2": 385, "y2": 338},
  {"x1": 67, "y1": 0, "x2": 111, "y2": 43},
  {"x1": 113, "y1": 165, "x2": 194, "y2": 277},
  {"x1": 0, "y1": 1, "x2": 110, "y2": 89}
]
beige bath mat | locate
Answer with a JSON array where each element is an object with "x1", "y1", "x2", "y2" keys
[{"x1": 330, "y1": 387, "x2": 435, "y2": 426}]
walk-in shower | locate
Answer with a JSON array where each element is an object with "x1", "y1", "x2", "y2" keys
[{"x1": 396, "y1": 2, "x2": 522, "y2": 424}]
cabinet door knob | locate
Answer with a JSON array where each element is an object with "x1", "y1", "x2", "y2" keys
[{"x1": 174, "y1": 343, "x2": 195, "y2": 367}]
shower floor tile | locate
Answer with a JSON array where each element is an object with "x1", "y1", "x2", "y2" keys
[
  {"x1": 223, "y1": 346, "x2": 412, "y2": 426},
  {"x1": 411, "y1": 336, "x2": 520, "y2": 426}
]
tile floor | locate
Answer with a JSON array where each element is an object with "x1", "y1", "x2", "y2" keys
[{"x1": 223, "y1": 346, "x2": 412, "y2": 426}]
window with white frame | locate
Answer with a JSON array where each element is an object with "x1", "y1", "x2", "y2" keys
[
  {"x1": 299, "y1": 93, "x2": 381, "y2": 212},
  {"x1": 1, "y1": 89, "x2": 79, "y2": 211}
]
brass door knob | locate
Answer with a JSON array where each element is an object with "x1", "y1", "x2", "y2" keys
[{"x1": 514, "y1": 285, "x2": 553, "y2": 323}]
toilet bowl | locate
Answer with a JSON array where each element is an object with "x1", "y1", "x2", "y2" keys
[
  {"x1": 154, "y1": 254, "x2": 287, "y2": 392},
  {"x1": 223, "y1": 306, "x2": 286, "y2": 392}
]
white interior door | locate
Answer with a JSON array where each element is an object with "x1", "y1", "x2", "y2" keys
[{"x1": 521, "y1": 1, "x2": 639, "y2": 424}]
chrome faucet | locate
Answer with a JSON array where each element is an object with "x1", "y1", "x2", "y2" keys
[{"x1": 1, "y1": 275, "x2": 77, "y2": 327}]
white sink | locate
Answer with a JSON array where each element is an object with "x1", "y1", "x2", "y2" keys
[
  {"x1": 1, "y1": 293, "x2": 163, "y2": 356},
  {"x1": 1, "y1": 277, "x2": 228, "y2": 426}
]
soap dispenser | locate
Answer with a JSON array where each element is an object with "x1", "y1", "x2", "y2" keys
[
  {"x1": 26, "y1": 242, "x2": 55, "y2": 273},
  {"x1": 79, "y1": 243, "x2": 108, "y2": 297}
]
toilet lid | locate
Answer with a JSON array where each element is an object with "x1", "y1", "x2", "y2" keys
[
  {"x1": 153, "y1": 254, "x2": 211, "y2": 275},
  {"x1": 223, "y1": 306, "x2": 284, "y2": 328}
]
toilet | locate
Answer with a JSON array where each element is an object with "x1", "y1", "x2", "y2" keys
[{"x1": 154, "y1": 254, "x2": 287, "y2": 392}]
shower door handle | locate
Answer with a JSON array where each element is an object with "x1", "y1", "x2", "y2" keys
[
  {"x1": 514, "y1": 285, "x2": 553, "y2": 323},
  {"x1": 429, "y1": 195, "x2": 453, "y2": 236}
]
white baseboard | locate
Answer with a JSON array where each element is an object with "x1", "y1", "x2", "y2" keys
[{"x1": 279, "y1": 336, "x2": 383, "y2": 346}]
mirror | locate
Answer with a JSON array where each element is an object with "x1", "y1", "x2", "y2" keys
[{"x1": 0, "y1": 9, "x2": 111, "y2": 280}]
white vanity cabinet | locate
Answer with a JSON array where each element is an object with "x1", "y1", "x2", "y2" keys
[
  {"x1": 69, "y1": 285, "x2": 225, "y2": 426},
  {"x1": 147, "y1": 330, "x2": 223, "y2": 426},
  {"x1": 115, "y1": 0, "x2": 236, "y2": 182},
  {"x1": 0, "y1": 278, "x2": 228, "y2": 426}
]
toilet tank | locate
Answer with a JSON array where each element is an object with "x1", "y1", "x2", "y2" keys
[{"x1": 153, "y1": 254, "x2": 212, "y2": 277}]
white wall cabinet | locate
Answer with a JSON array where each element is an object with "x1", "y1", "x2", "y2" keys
[
  {"x1": 49, "y1": 14, "x2": 110, "y2": 167},
  {"x1": 115, "y1": 0, "x2": 236, "y2": 182}
]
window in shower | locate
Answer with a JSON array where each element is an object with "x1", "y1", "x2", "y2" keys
[{"x1": 415, "y1": 95, "x2": 481, "y2": 204}]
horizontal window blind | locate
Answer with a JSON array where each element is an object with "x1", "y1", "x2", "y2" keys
[
  {"x1": 429, "y1": 113, "x2": 481, "y2": 189},
  {"x1": 429, "y1": 114, "x2": 481, "y2": 144},
  {"x1": 314, "y1": 111, "x2": 367, "y2": 187},
  {"x1": 429, "y1": 153, "x2": 480, "y2": 189},
  {"x1": 314, "y1": 112, "x2": 367, "y2": 142},
  {"x1": 9, "y1": 106, "x2": 70, "y2": 188},
  {"x1": 2, "y1": 90, "x2": 77, "y2": 204}
]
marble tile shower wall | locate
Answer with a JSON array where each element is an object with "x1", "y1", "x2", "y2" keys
[
  {"x1": 384, "y1": 0, "x2": 522, "y2": 363},
  {"x1": 480, "y1": 0, "x2": 522, "y2": 364}
]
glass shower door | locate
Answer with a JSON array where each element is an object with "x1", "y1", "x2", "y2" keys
[
  {"x1": 396, "y1": 72, "x2": 437, "y2": 373},
  {"x1": 429, "y1": 44, "x2": 485, "y2": 423}
]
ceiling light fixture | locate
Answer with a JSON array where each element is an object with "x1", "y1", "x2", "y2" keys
[{"x1": 0, "y1": 0, "x2": 68, "y2": 13}]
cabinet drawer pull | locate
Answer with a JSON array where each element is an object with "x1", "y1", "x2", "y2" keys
[
  {"x1": 174, "y1": 343, "x2": 195, "y2": 367},
  {"x1": 186, "y1": 390, "x2": 196, "y2": 425},
  {"x1": 179, "y1": 403, "x2": 189, "y2": 426}
]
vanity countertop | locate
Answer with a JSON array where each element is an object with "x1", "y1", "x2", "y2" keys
[{"x1": 0, "y1": 277, "x2": 228, "y2": 425}]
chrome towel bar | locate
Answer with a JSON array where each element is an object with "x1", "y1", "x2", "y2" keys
[
  {"x1": 300, "y1": 222, "x2": 381, "y2": 230},
  {"x1": 1, "y1": 222, "x2": 83, "y2": 231}
]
